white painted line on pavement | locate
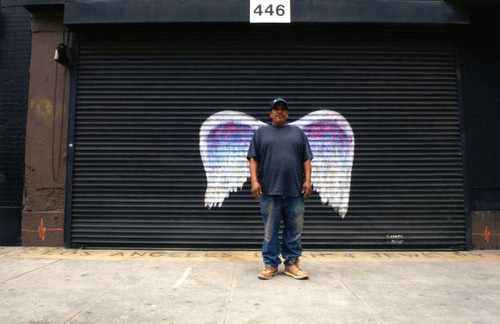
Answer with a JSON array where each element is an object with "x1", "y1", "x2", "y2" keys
[{"x1": 172, "y1": 266, "x2": 192, "y2": 289}]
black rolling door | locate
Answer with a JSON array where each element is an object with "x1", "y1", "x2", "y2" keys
[{"x1": 68, "y1": 25, "x2": 465, "y2": 250}]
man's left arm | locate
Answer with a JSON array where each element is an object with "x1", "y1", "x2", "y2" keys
[{"x1": 302, "y1": 159, "x2": 312, "y2": 198}]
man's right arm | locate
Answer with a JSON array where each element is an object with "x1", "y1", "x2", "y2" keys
[{"x1": 249, "y1": 157, "x2": 262, "y2": 201}]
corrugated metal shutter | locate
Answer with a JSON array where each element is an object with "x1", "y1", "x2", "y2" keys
[{"x1": 68, "y1": 25, "x2": 465, "y2": 250}]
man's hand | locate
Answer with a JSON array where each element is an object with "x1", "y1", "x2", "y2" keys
[
  {"x1": 249, "y1": 158, "x2": 262, "y2": 200},
  {"x1": 302, "y1": 181, "x2": 312, "y2": 199},
  {"x1": 302, "y1": 159, "x2": 312, "y2": 198},
  {"x1": 251, "y1": 181, "x2": 262, "y2": 201}
]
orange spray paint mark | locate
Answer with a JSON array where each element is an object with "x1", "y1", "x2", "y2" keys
[
  {"x1": 22, "y1": 218, "x2": 63, "y2": 240},
  {"x1": 472, "y1": 225, "x2": 500, "y2": 244}
]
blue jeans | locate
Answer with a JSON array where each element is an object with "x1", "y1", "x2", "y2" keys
[{"x1": 259, "y1": 195, "x2": 305, "y2": 267}]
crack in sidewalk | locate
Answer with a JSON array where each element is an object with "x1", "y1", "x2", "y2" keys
[
  {"x1": 334, "y1": 272, "x2": 384, "y2": 324},
  {"x1": 0, "y1": 259, "x2": 61, "y2": 284},
  {"x1": 222, "y1": 262, "x2": 237, "y2": 324}
]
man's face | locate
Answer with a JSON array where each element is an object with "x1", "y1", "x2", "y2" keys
[{"x1": 270, "y1": 103, "x2": 289, "y2": 126}]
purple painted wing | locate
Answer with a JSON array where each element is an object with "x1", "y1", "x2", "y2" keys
[
  {"x1": 200, "y1": 111, "x2": 265, "y2": 208},
  {"x1": 291, "y1": 110, "x2": 355, "y2": 218}
]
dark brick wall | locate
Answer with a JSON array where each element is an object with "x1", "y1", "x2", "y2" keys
[{"x1": 0, "y1": 1, "x2": 32, "y2": 245}]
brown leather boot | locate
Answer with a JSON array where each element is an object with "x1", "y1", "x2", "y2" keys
[
  {"x1": 284, "y1": 258, "x2": 309, "y2": 280},
  {"x1": 258, "y1": 266, "x2": 278, "y2": 280}
]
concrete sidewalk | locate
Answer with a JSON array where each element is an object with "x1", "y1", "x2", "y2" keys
[{"x1": 1, "y1": 247, "x2": 499, "y2": 324}]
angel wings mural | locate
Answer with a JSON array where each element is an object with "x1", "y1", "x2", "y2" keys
[{"x1": 199, "y1": 110, "x2": 355, "y2": 218}]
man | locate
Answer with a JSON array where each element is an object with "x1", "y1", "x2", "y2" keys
[{"x1": 247, "y1": 98, "x2": 313, "y2": 280}]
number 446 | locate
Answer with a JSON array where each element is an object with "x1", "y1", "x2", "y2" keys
[{"x1": 253, "y1": 4, "x2": 286, "y2": 16}]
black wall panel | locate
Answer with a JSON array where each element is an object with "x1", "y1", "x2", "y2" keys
[
  {"x1": 461, "y1": 5, "x2": 500, "y2": 211},
  {"x1": 68, "y1": 25, "x2": 465, "y2": 250}
]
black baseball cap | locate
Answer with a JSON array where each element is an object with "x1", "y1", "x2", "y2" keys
[{"x1": 270, "y1": 97, "x2": 288, "y2": 110}]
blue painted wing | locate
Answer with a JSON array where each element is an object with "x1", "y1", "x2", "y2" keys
[
  {"x1": 291, "y1": 110, "x2": 355, "y2": 218},
  {"x1": 200, "y1": 111, "x2": 265, "y2": 208}
]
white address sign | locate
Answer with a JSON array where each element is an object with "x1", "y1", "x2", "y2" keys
[{"x1": 250, "y1": 0, "x2": 291, "y2": 23}]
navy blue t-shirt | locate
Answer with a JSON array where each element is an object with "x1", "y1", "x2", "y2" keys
[{"x1": 247, "y1": 125, "x2": 313, "y2": 197}]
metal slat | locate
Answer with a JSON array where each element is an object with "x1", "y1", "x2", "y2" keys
[{"x1": 69, "y1": 25, "x2": 465, "y2": 250}]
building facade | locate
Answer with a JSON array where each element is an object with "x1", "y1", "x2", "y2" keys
[{"x1": 2, "y1": 0, "x2": 499, "y2": 249}]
